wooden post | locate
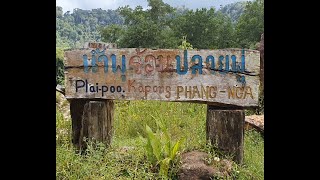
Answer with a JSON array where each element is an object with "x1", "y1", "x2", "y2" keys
[
  {"x1": 70, "y1": 99, "x2": 87, "y2": 151},
  {"x1": 206, "y1": 105, "x2": 244, "y2": 164},
  {"x1": 260, "y1": 33, "x2": 264, "y2": 93},
  {"x1": 70, "y1": 99, "x2": 114, "y2": 152}
]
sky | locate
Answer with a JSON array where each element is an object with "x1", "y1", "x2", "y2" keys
[{"x1": 56, "y1": 0, "x2": 248, "y2": 13}]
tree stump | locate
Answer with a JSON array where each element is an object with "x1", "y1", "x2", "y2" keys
[
  {"x1": 206, "y1": 105, "x2": 244, "y2": 164},
  {"x1": 70, "y1": 99, "x2": 114, "y2": 152}
]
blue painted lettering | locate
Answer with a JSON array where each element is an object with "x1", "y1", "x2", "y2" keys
[
  {"x1": 191, "y1": 55, "x2": 203, "y2": 74},
  {"x1": 176, "y1": 50, "x2": 188, "y2": 75},
  {"x1": 98, "y1": 55, "x2": 108, "y2": 73},
  {"x1": 206, "y1": 55, "x2": 215, "y2": 74}
]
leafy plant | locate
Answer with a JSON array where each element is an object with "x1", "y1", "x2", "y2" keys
[
  {"x1": 56, "y1": 47, "x2": 65, "y2": 85},
  {"x1": 178, "y1": 36, "x2": 193, "y2": 50},
  {"x1": 57, "y1": 97, "x2": 264, "y2": 179},
  {"x1": 140, "y1": 121, "x2": 184, "y2": 178}
]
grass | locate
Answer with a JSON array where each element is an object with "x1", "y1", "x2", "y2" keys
[
  {"x1": 237, "y1": 130, "x2": 264, "y2": 179},
  {"x1": 56, "y1": 99, "x2": 264, "y2": 179}
]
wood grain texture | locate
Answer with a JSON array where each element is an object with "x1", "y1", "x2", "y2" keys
[
  {"x1": 70, "y1": 99, "x2": 87, "y2": 151},
  {"x1": 71, "y1": 100, "x2": 114, "y2": 152},
  {"x1": 65, "y1": 48, "x2": 260, "y2": 107},
  {"x1": 260, "y1": 34, "x2": 264, "y2": 92},
  {"x1": 206, "y1": 106, "x2": 244, "y2": 164}
]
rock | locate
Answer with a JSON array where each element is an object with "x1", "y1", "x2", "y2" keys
[
  {"x1": 178, "y1": 151, "x2": 234, "y2": 180},
  {"x1": 56, "y1": 84, "x2": 65, "y2": 95},
  {"x1": 245, "y1": 115, "x2": 264, "y2": 134},
  {"x1": 56, "y1": 91, "x2": 71, "y2": 120}
]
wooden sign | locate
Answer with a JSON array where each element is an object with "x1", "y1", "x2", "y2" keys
[{"x1": 64, "y1": 48, "x2": 260, "y2": 107}]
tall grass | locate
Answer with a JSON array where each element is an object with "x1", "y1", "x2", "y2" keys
[
  {"x1": 56, "y1": 100, "x2": 264, "y2": 179},
  {"x1": 114, "y1": 101, "x2": 207, "y2": 150}
]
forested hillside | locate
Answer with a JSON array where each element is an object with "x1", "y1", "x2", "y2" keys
[
  {"x1": 56, "y1": 0, "x2": 263, "y2": 84},
  {"x1": 56, "y1": 1, "x2": 264, "y2": 179},
  {"x1": 56, "y1": 0, "x2": 259, "y2": 49},
  {"x1": 56, "y1": 7, "x2": 124, "y2": 48},
  {"x1": 219, "y1": 1, "x2": 246, "y2": 23}
]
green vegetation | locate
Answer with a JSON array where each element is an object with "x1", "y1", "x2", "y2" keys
[
  {"x1": 56, "y1": 100, "x2": 264, "y2": 179},
  {"x1": 56, "y1": 0, "x2": 263, "y2": 49},
  {"x1": 56, "y1": 47, "x2": 65, "y2": 85},
  {"x1": 219, "y1": 1, "x2": 247, "y2": 24},
  {"x1": 56, "y1": 7, "x2": 123, "y2": 48},
  {"x1": 56, "y1": 0, "x2": 264, "y2": 86},
  {"x1": 56, "y1": 0, "x2": 264, "y2": 179},
  {"x1": 236, "y1": 0, "x2": 264, "y2": 49},
  {"x1": 140, "y1": 123, "x2": 183, "y2": 178}
]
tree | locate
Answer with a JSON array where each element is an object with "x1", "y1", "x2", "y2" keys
[
  {"x1": 171, "y1": 8, "x2": 235, "y2": 49},
  {"x1": 56, "y1": 6, "x2": 124, "y2": 48},
  {"x1": 56, "y1": 6, "x2": 63, "y2": 18},
  {"x1": 56, "y1": 48, "x2": 65, "y2": 85},
  {"x1": 147, "y1": 0, "x2": 174, "y2": 22},
  {"x1": 235, "y1": 0, "x2": 264, "y2": 48},
  {"x1": 219, "y1": 1, "x2": 246, "y2": 23},
  {"x1": 100, "y1": 24, "x2": 124, "y2": 43},
  {"x1": 112, "y1": 0, "x2": 178, "y2": 48},
  {"x1": 215, "y1": 12, "x2": 236, "y2": 48}
]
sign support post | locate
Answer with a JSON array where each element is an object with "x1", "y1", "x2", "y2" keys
[
  {"x1": 64, "y1": 42, "x2": 260, "y2": 161},
  {"x1": 70, "y1": 99, "x2": 114, "y2": 152},
  {"x1": 206, "y1": 105, "x2": 244, "y2": 164}
]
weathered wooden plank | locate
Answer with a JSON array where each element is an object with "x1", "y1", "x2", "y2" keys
[
  {"x1": 206, "y1": 106, "x2": 244, "y2": 164},
  {"x1": 64, "y1": 48, "x2": 260, "y2": 74},
  {"x1": 70, "y1": 99, "x2": 87, "y2": 151},
  {"x1": 75, "y1": 100, "x2": 114, "y2": 151},
  {"x1": 260, "y1": 34, "x2": 264, "y2": 92},
  {"x1": 64, "y1": 48, "x2": 260, "y2": 107}
]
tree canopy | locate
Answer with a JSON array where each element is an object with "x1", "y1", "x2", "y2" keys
[
  {"x1": 56, "y1": 0, "x2": 264, "y2": 85},
  {"x1": 56, "y1": 7, "x2": 124, "y2": 48},
  {"x1": 235, "y1": 0, "x2": 264, "y2": 48}
]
